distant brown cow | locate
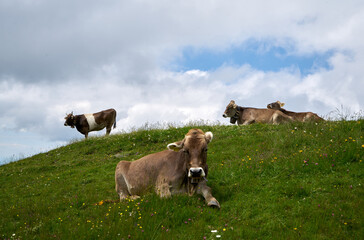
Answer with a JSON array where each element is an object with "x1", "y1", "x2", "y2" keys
[
  {"x1": 64, "y1": 108, "x2": 117, "y2": 138},
  {"x1": 267, "y1": 101, "x2": 324, "y2": 122},
  {"x1": 115, "y1": 129, "x2": 220, "y2": 208},
  {"x1": 223, "y1": 100, "x2": 293, "y2": 125}
]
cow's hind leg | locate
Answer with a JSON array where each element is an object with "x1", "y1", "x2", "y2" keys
[
  {"x1": 115, "y1": 174, "x2": 131, "y2": 201},
  {"x1": 272, "y1": 112, "x2": 292, "y2": 124},
  {"x1": 106, "y1": 127, "x2": 111, "y2": 136}
]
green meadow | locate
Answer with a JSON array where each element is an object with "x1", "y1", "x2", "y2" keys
[{"x1": 0, "y1": 120, "x2": 363, "y2": 239}]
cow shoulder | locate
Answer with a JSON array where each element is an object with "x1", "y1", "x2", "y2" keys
[{"x1": 74, "y1": 115, "x2": 89, "y2": 133}]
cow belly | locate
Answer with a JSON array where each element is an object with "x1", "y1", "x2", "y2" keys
[{"x1": 85, "y1": 114, "x2": 105, "y2": 131}]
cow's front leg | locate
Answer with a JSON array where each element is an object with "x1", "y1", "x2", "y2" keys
[
  {"x1": 156, "y1": 177, "x2": 172, "y2": 198},
  {"x1": 241, "y1": 120, "x2": 253, "y2": 125},
  {"x1": 196, "y1": 181, "x2": 220, "y2": 208}
]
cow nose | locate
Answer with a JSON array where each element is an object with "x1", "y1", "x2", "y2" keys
[
  {"x1": 191, "y1": 168, "x2": 201, "y2": 175},
  {"x1": 189, "y1": 167, "x2": 205, "y2": 177},
  {"x1": 222, "y1": 114, "x2": 227, "y2": 118}
]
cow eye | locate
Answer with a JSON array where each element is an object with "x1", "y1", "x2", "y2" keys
[
  {"x1": 183, "y1": 149, "x2": 189, "y2": 154},
  {"x1": 203, "y1": 148, "x2": 208, "y2": 152}
]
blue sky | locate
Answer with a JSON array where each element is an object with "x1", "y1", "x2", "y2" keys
[
  {"x1": 177, "y1": 41, "x2": 334, "y2": 74},
  {"x1": 0, "y1": 1, "x2": 363, "y2": 164}
]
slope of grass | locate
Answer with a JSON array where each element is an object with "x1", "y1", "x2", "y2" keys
[{"x1": 0, "y1": 120, "x2": 363, "y2": 239}]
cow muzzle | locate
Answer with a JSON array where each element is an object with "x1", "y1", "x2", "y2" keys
[
  {"x1": 188, "y1": 167, "x2": 205, "y2": 183},
  {"x1": 222, "y1": 113, "x2": 228, "y2": 118}
]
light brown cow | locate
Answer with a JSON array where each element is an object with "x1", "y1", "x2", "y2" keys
[
  {"x1": 267, "y1": 101, "x2": 324, "y2": 122},
  {"x1": 64, "y1": 108, "x2": 117, "y2": 138},
  {"x1": 115, "y1": 129, "x2": 220, "y2": 208},
  {"x1": 222, "y1": 100, "x2": 293, "y2": 125}
]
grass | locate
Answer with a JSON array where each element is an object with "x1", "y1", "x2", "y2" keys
[{"x1": 0, "y1": 120, "x2": 363, "y2": 239}]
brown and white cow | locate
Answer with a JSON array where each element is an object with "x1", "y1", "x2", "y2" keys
[
  {"x1": 222, "y1": 100, "x2": 293, "y2": 125},
  {"x1": 64, "y1": 108, "x2": 117, "y2": 138},
  {"x1": 115, "y1": 129, "x2": 220, "y2": 208},
  {"x1": 267, "y1": 101, "x2": 324, "y2": 122}
]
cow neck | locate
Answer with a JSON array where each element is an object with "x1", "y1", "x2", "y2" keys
[
  {"x1": 187, "y1": 175, "x2": 198, "y2": 196},
  {"x1": 183, "y1": 167, "x2": 199, "y2": 196},
  {"x1": 281, "y1": 108, "x2": 295, "y2": 114},
  {"x1": 233, "y1": 106, "x2": 243, "y2": 119},
  {"x1": 73, "y1": 115, "x2": 80, "y2": 125}
]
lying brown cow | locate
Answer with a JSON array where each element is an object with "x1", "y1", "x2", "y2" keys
[
  {"x1": 115, "y1": 129, "x2": 220, "y2": 208},
  {"x1": 267, "y1": 101, "x2": 324, "y2": 122},
  {"x1": 223, "y1": 100, "x2": 293, "y2": 125},
  {"x1": 64, "y1": 108, "x2": 117, "y2": 138}
]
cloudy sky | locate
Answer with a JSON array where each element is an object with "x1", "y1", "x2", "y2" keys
[{"x1": 1, "y1": 0, "x2": 363, "y2": 164}]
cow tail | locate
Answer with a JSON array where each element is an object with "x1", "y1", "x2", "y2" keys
[{"x1": 113, "y1": 110, "x2": 117, "y2": 128}]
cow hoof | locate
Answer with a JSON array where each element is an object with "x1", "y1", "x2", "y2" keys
[{"x1": 207, "y1": 200, "x2": 220, "y2": 209}]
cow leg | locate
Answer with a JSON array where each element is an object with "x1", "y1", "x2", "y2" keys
[
  {"x1": 272, "y1": 113, "x2": 289, "y2": 124},
  {"x1": 196, "y1": 181, "x2": 220, "y2": 208},
  {"x1": 115, "y1": 173, "x2": 131, "y2": 201},
  {"x1": 156, "y1": 177, "x2": 172, "y2": 198},
  {"x1": 84, "y1": 132, "x2": 88, "y2": 139},
  {"x1": 242, "y1": 120, "x2": 252, "y2": 125},
  {"x1": 106, "y1": 127, "x2": 111, "y2": 136}
]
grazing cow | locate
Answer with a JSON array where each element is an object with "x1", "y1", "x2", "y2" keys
[
  {"x1": 267, "y1": 101, "x2": 324, "y2": 122},
  {"x1": 222, "y1": 100, "x2": 293, "y2": 125},
  {"x1": 115, "y1": 129, "x2": 220, "y2": 208},
  {"x1": 64, "y1": 108, "x2": 117, "y2": 138}
]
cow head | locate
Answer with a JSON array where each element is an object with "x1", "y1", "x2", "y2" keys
[
  {"x1": 64, "y1": 112, "x2": 75, "y2": 128},
  {"x1": 267, "y1": 101, "x2": 285, "y2": 110},
  {"x1": 222, "y1": 100, "x2": 239, "y2": 119},
  {"x1": 167, "y1": 129, "x2": 213, "y2": 184}
]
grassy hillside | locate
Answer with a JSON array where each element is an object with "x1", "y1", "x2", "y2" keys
[{"x1": 0, "y1": 120, "x2": 363, "y2": 239}]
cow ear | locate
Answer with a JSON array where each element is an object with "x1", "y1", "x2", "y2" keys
[
  {"x1": 167, "y1": 140, "x2": 184, "y2": 151},
  {"x1": 229, "y1": 100, "x2": 237, "y2": 108},
  {"x1": 205, "y1": 132, "x2": 213, "y2": 144}
]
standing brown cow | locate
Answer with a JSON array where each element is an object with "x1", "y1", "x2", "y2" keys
[
  {"x1": 223, "y1": 100, "x2": 293, "y2": 125},
  {"x1": 267, "y1": 101, "x2": 324, "y2": 122},
  {"x1": 115, "y1": 129, "x2": 220, "y2": 208},
  {"x1": 64, "y1": 108, "x2": 117, "y2": 138}
]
